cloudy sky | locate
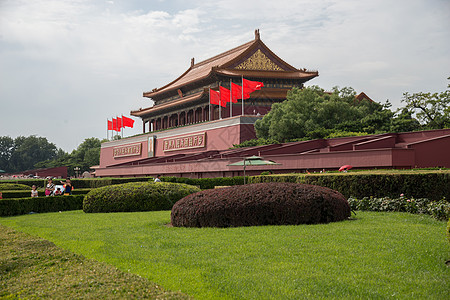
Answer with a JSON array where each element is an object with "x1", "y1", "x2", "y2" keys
[{"x1": 1, "y1": 0, "x2": 449, "y2": 152}]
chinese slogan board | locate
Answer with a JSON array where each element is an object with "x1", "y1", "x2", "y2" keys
[
  {"x1": 163, "y1": 132, "x2": 206, "y2": 152},
  {"x1": 113, "y1": 143, "x2": 142, "y2": 158}
]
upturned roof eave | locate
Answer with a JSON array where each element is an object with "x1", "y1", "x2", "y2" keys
[
  {"x1": 143, "y1": 39, "x2": 257, "y2": 99},
  {"x1": 132, "y1": 90, "x2": 206, "y2": 117},
  {"x1": 143, "y1": 69, "x2": 216, "y2": 99}
]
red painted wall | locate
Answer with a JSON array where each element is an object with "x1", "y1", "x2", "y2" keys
[{"x1": 100, "y1": 116, "x2": 261, "y2": 168}]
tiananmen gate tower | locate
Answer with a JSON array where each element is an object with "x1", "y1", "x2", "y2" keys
[
  {"x1": 96, "y1": 30, "x2": 450, "y2": 177},
  {"x1": 131, "y1": 29, "x2": 318, "y2": 132}
]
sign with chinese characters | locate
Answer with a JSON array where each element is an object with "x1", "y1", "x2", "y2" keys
[
  {"x1": 163, "y1": 132, "x2": 206, "y2": 152},
  {"x1": 148, "y1": 136, "x2": 155, "y2": 158},
  {"x1": 113, "y1": 143, "x2": 142, "y2": 158}
]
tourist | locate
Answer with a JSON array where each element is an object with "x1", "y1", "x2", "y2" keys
[
  {"x1": 31, "y1": 185, "x2": 38, "y2": 197},
  {"x1": 154, "y1": 175, "x2": 161, "y2": 182},
  {"x1": 61, "y1": 178, "x2": 73, "y2": 195},
  {"x1": 54, "y1": 187, "x2": 62, "y2": 196},
  {"x1": 45, "y1": 178, "x2": 55, "y2": 196}
]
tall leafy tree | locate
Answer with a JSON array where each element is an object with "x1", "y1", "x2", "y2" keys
[
  {"x1": 0, "y1": 136, "x2": 15, "y2": 171},
  {"x1": 401, "y1": 78, "x2": 450, "y2": 129},
  {"x1": 2, "y1": 136, "x2": 60, "y2": 172},
  {"x1": 70, "y1": 137, "x2": 102, "y2": 172},
  {"x1": 255, "y1": 86, "x2": 393, "y2": 142},
  {"x1": 390, "y1": 108, "x2": 421, "y2": 133},
  {"x1": 35, "y1": 137, "x2": 103, "y2": 176}
]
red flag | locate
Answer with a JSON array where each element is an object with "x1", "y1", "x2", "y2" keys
[
  {"x1": 107, "y1": 120, "x2": 113, "y2": 130},
  {"x1": 231, "y1": 82, "x2": 250, "y2": 100},
  {"x1": 122, "y1": 116, "x2": 135, "y2": 128},
  {"x1": 112, "y1": 118, "x2": 118, "y2": 131},
  {"x1": 112, "y1": 118, "x2": 122, "y2": 131},
  {"x1": 210, "y1": 89, "x2": 225, "y2": 107},
  {"x1": 243, "y1": 78, "x2": 264, "y2": 94},
  {"x1": 219, "y1": 86, "x2": 231, "y2": 106}
]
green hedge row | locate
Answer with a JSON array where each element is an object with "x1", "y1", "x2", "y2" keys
[
  {"x1": 69, "y1": 177, "x2": 153, "y2": 188},
  {"x1": 0, "y1": 188, "x2": 92, "y2": 199},
  {"x1": 0, "y1": 183, "x2": 32, "y2": 191},
  {"x1": 0, "y1": 195, "x2": 84, "y2": 217},
  {"x1": 161, "y1": 176, "x2": 244, "y2": 189},
  {"x1": 0, "y1": 177, "x2": 153, "y2": 189},
  {"x1": 0, "y1": 179, "x2": 48, "y2": 188},
  {"x1": 249, "y1": 173, "x2": 450, "y2": 201}
]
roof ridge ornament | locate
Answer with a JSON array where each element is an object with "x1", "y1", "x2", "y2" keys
[
  {"x1": 255, "y1": 29, "x2": 260, "y2": 40},
  {"x1": 191, "y1": 57, "x2": 195, "y2": 67}
]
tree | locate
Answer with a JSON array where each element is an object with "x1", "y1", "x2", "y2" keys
[
  {"x1": 0, "y1": 136, "x2": 15, "y2": 171},
  {"x1": 401, "y1": 78, "x2": 450, "y2": 129},
  {"x1": 255, "y1": 86, "x2": 394, "y2": 142},
  {"x1": 70, "y1": 137, "x2": 102, "y2": 172},
  {"x1": 35, "y1": 137, "x2": 104, "y2": 176},
  {"x1": 390, "y1": 108, "x2": 421, "y2": 133},
  {"x1": 0, "y1": 136, "x2": 60, "y2": 173}
]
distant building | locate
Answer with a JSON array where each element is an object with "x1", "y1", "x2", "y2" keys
[{"x1": 4, "y1": 166, "x2": 68, "y2": 179}]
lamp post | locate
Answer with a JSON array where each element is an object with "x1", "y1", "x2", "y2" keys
[
  {"x1": 228, "y1": 156, "x2": 280, "y2": 184},
  {"x1": 74, "y1": 167, "x2": 80, "y2": 178}
]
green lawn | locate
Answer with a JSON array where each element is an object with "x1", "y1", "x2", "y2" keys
[
  {"x1": 0, "y1": 225, "x2": 188, "y2": 299},
  {"x1": 1, "y1": 211, "x2": 449, "y2": 299}
]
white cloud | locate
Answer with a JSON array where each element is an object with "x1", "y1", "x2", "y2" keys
[{"x1": 0, "y1": 0, "x2": 449, "y2": 151}]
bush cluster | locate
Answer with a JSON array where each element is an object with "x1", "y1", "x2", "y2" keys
[
  {"x1": 348, "y1": 195, "x2": 450, "y2": 221},
  {"x1": 171, "y1": 183, "x2": 351, "y2": 227},
  {"x1": 83, "y1": 182, "x2": 201, "y2": 213},
  {"x1": 250, "y1": 173, "x2": 450, "y2": 201},
  {"x1": 0, "y1": 195, "x2": 84, "y2": 217},
  {"x1": 0, "y1": 183, "x2": 32, "y2": 191}
]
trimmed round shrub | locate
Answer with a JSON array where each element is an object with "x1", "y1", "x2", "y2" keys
[
  {"x1": 0, "y1": 183, "x2": 32, "y2": 191},
  {"x1": 171, "y1": 183, "x2": 350, "y2": 227},
  {"x1": 83, "y1": 182, "x2": 201, "y2": 213}
]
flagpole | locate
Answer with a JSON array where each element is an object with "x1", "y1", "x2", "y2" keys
[
  {"x1": 106, "y1": 119, "x2": 112, "y2": 141},
  {"x1": 112, "y1": 116, "x2": 114, "y2": 140},
  {"x1": 219, "y1": 84, "x2": 222, "y2": 120},
  {"x1": 117, "y1": 115, "x2": 121, "y2": 139},
  {"x1": 230, "y1": 79, "x2": 232, "y2": 118},
  {"x1": 121, "y1": 114, "x2": 124, "y2": 138},
  {"x1": 241, "y1": 75, "x2": 244, "y2": 115},
  {"x1": 209, "y1": 88, "x2": 211, "y2": 121}
]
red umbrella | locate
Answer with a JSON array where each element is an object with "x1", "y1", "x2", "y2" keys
[{"x1": 339, "y1": 165, "x2": 352, "y2": 172}]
